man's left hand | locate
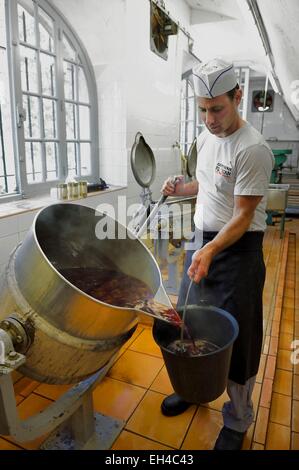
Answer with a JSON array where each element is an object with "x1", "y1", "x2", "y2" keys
[{"x1": 187, "y1": 244, "x2": 215, "y2": 283}]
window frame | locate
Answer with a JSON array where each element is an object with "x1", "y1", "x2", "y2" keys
[
  {"x1": 234, "y1": 66, "x2": 250, "y2": 120},
  {"x1": 179, "y1": 69, "x2": 203, "y2": 158},
  {"x1": 3, "y1": 0, "x2": 99, "y2": 200}
]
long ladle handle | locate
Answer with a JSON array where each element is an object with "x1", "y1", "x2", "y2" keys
[
  {"x1": 135, "y1": 193, "x2": 168, "y2": 238},
  {"x1": 136, "y1": 177, "x2": 180, "y2": 238}
]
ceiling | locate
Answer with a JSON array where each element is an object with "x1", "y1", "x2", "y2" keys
[
  {"x1": 183, "y1": 0, "x2": 299, "y2": 123},
  {"x1": 185, "y1": 0, "x2": 240, "y2": 20}
]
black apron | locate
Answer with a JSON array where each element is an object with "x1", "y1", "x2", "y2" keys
[{"x1": 177, "y1": 231, "x2": 265, "y2": 385}]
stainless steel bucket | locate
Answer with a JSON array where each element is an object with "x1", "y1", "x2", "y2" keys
[{"x1": 0, "y1": 203, "x2": 168, "y2": 384}]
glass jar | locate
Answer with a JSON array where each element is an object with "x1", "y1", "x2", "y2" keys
[
  {"x1": 78, "y1": 181, "x2": 88, "y2": 198},
  {"x1": 72, "y1": 182, "x2": 79, "y2": 198},
  {"x1": 57, "y1": 183, "x2": 68, "y2": 200},
  {"x1": 67, "y1": 182, "x2": 79, "y2": 199}
]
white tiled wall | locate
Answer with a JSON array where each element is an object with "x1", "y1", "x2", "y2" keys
[
  {"x1": 0, "y1": 210, "x2": 39, "y2": 277},
  {"x1": 0, "y1": 189, "x2": 129, "y2": 275}
]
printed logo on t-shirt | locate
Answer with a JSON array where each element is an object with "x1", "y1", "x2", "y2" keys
[{"x1": 215, "y1": 162, "x2": 232, "y2": 177}]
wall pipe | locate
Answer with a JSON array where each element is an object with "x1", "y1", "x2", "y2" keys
[{"x1": 246, "y1": 0, "x2": 298, "y2": 124}]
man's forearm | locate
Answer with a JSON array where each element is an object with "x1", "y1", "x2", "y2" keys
[
  {"x1": 176, "y1": 180, "x2": 199, "y2": 196},
  {"x1": 188, "y1": 195, "x2": 262, "y2": 283}
]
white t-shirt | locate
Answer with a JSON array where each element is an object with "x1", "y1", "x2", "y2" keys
[{"x1": 193, "y1": 122, "x2": 274, "y2": 232}]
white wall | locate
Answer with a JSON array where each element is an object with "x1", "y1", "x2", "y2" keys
[
  {"x1": 52, "y1": 0, "x2": 127, "y2": 188},
  {"x1": 247, "y1": 78, "x2": 299, "y2": 169},
  {"x1": 125, "y1": 0, "x2": 190, "y2": 205},
  {"x1": 51, "y1": 0, "x2": 193, "y2": 204},
  {"x1": 165, "y1": 0, "x2": 190, "y2": 24}
]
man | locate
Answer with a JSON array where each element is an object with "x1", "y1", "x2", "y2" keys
[{"x1": 161, "y1": 59, "x2": 274, "y2": 450}]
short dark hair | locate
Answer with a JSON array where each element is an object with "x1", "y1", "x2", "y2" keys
[{"x1": 226, "y1": 83, "x2": 240, "y2": 100}]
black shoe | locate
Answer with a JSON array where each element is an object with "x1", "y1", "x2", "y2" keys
[
  {"x1": 161, "y1": 393, "x2": 191, "y2": 417},
  {"x1": 213, "y1": 426, "x2": 246, "y2": 450}
]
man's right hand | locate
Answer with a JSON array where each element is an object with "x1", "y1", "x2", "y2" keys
[{"x1": 161, "y1": 175, "x2": 184, "y2": 197}]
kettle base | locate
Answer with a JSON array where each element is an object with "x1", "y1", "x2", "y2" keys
[{"x1": 40, "y1": 412, "x2": 124, "y2": 450}]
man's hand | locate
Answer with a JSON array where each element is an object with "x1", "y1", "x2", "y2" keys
[
  {"x1": 161, "y1": 175, "x2": 184, "y2": 197},
  {"x1": 187, "y1": 243, "x2": 215, "y2": 283},
  {"x1": 161, "y1": 176, "x2": 199, "y2": 197}
]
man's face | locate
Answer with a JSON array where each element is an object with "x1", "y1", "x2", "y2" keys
[{"x1": 198, "y1": 89, "x2": 242, "y2": 137}]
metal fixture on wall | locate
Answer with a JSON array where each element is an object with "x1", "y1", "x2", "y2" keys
[
  {"x1": 150, "y1": 0, "x2": 178, "y2": 60},
  {"x1": 149, "y1": 0, "x2": 201, "y2": 63}
]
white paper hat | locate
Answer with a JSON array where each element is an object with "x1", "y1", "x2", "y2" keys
[{"x1": 193, "y1": 59, "x2": 238, "y2": 98}]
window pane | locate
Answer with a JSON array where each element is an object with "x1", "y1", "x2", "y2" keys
[
  {"x1": 18, "y1": 2, "x2": 36, "y2": 46},
  {"x1": 180, "y1": 98, "x2": 186, "y2": 116},
  {"x1": 0, "y1": 47, "x2": 17, "y2": 194},
  {"x1": 187, "y1": 124, "x2": 194, "y2": 145},
  {"x1": 65, "y1": 103, "x2": 76, "y2": 139},
  {"x1": 20, "y1": 45, "x2": 38, "y2": 93},
  {"x1": 0, "y1": 0, "x2": 7, "y2": 46},
  {"x1": 25, "y1": 141, "x2": 42, "y2": 183},
  {"x1": 0, "y1": 176, "x2": 6, "y2": 194},
  {"x1": 179, "y1": 122, "x2": 185, "y2": 147},
  {"x1": 0, "y1": 109, "x2": 16, "y2": 194},
  {"x1": 187, "y1": 97, "x2": 194, "y2": 121},
  {"x1": 180, "y1": 77, "x2": 201, "y2": 154},
  {"x1": 23, "y1": 95, "x2": 40, "y2": 138},
  {"x1": 43, "y1": 98, "x2": 56, "y2": 138},
  {"x1": 80, "y1": 143, "x2": 91, "y2": 176},
  {"x1": 0, "y1": 175, "x2": 17, "y2": 194},
  {"x1": 187, "y1": 82, "x2": 194, "y2": 98},
  {"x1": 62, "y1": 34, "x2": 76, "y2": 61},
  {"x1": 79, "y1": 105, "x2": 90, "y2": 140},
  {"x1": 64, "y1": 61, "x2": 76, "y2": 100},
  {"x1": 38, "y1": 7, "x2": 54, "y2": 52},
  {"x1": 40, "y1": 53, "x2": 56, "y2": 96},
  {"x1": 45, "y1": 142, "x2": 58, "y2": 181},
  {"x1": 67, "y1": 142, "x2": 77, "y2": 177},
  {"x1": 78, "y1": 67, "x2": 89, "y2": 103}
]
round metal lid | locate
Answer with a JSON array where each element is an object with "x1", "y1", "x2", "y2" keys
[
  {"x1": 130, "y1": 132, "x2": 156, "y2": 188},
  {"x1": 186, "y1": 138, "x2": 197, "y2": 178}
]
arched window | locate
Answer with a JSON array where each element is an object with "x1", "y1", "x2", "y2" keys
[
  {"x1": 179, "y1": 70, "x2": 203, "y2": 158},
  {"x1": 1, "y1": 0, "x2": 98, "y2": 199}
]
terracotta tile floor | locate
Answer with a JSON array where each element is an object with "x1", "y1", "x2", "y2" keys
[{"x1": 1, "y1": 220, "x2": 299, "y2": 450}]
